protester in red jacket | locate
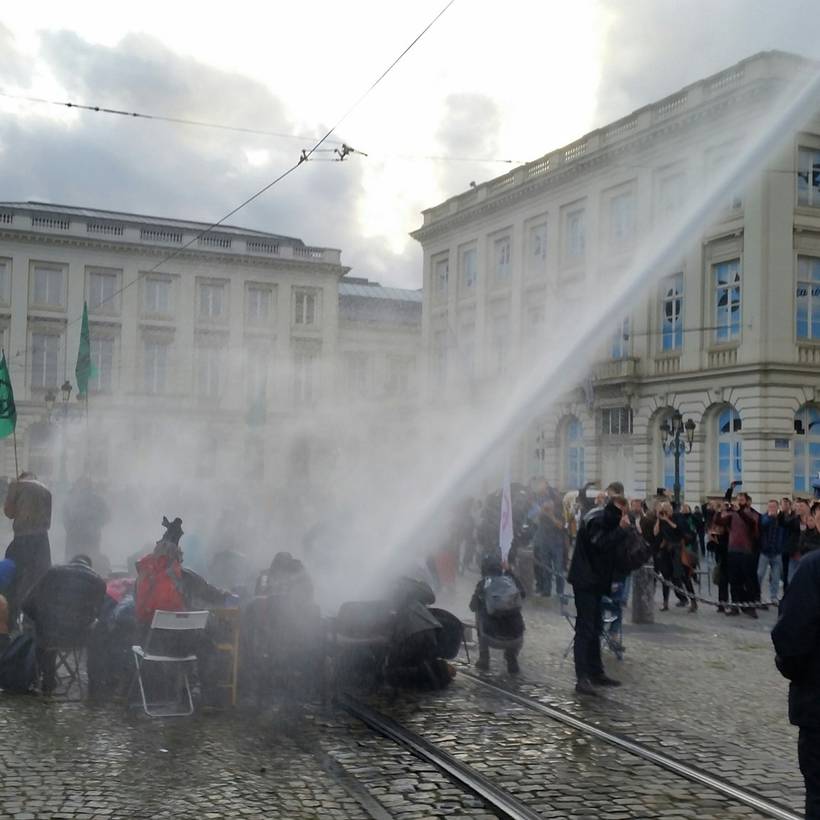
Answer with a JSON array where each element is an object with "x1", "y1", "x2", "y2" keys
[{"x1": 715, "y1": 489, "x2": 760, "y2": 617}]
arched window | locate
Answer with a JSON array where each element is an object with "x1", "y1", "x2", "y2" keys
[
  {"x1": 717, "y1": 406, "x2": 742, "y2": 489},
  {"x1": 794, "y1": 405, "x2": 820, "y2": 493},
  {"x1": 564, "y1": 417, "x2": 585, "y2": 490}
]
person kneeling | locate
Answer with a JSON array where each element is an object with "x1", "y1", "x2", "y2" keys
[{"x1": 470, "y1": 555, "x2": 525, "y2": 674}]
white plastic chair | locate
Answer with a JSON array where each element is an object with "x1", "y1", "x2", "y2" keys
[{"x1": 131, "y1": 610, "x2": 209, "y2": 717}]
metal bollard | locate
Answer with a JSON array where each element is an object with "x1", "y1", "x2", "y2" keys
[{"x1": 631, "y1": 563, "x2": 655, "y2": 624}]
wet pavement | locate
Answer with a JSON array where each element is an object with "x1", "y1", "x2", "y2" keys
[{"x1": 0, "y1": 576, "x2": 801, "y2": 819}]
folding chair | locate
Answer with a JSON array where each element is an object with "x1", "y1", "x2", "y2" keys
[
  {"x1": 131, "y1": 610, "x2": 209, "y2": 717},
  {"x1": 39, "y1": 643, "x2": 85, "y2": 698}
]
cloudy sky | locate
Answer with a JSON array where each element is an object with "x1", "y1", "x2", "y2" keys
[{"x1": 0, "y1": 0, "x2": 818, "y2": 287}]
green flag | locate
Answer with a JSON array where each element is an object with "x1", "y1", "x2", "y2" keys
[
  {"x1": 0, "y1": 352, "x2": 17, "y2": 439},
  {"x1": 75, "y1": 301, "x2": 93, "y2": 399}
]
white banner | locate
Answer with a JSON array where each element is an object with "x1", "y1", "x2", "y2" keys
[{"x1": 499, "y1": 461, "x2": 513, "y2": 562}]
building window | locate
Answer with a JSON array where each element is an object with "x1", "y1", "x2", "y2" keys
[
  {"x1": 717, "y1": 406, "x2": 742, "y2": 490},
  {"x1": 657, "y1": 172, "x2": 686, "y2": 219},
  {"x1": 707, "y1": 144, "x2": 743, "y2": 211},
  {"x1": 89, "y1": 337, "x2": 114, "y2": 393},
  {"x1": 346, "y1": 352, "x2": 369, "y2": 397},
  {"x1": 609, "y1": 191, "x2": 636, "y2": 245},
  {"x1": 434, "y1": 257, "x2": 449, "y2": 298},
  {"x1": 386, "y1": 355, "x2": 414, "y2": 398},
  {"x1": 797, "y1": 256, "x2": 820, "y2": 341},
  {"x1": 144, "y1": 339, "x2": 169, "y2": 395},
  {"x1": 714, "y1": 259, "x2": 741, "y2": 343},
  {"x1": 795, "y1": 405, "x2": 820, "y2": 493},
  {"x1": 432, "y1": 330, "x2": 447, "y2": 388},
  {"x1": 459, "y1": 323, "x2": 475, "y2": 379},
  {"x1": 565, "y1": 209, "x2": 585, "y2": 261},
  {"x1": 198, "y1": 281, "x2": 226, "y2": 322},
  {"x1": 610, "y1": 317, "x2": 630, "y2": 360},
  {"x1": 197, "y1": 344, "x2": 224, "y2": 399},
  {"x1": 601, "y1": 407, "x2": 633, "y2": 436},
  {"x1": 528, "y1": 222, "x2": 547, "y2": 276},
  {"x1": 798, "y1": 147, "x2": 820, "y2": 207},
  {"x1": 564, "y1": 418, "x2": 585, "y2": 489},
  {"x1": 491, "y1": 314, "x2": 510, "y2": 374},
  {"x1": 246, "y1": 285, "x2": 273, "y2": 326},
  {"x1": 143, "y1": 276, "x2": 172, "y2": 317},
  {"x1": 31, "y1": 265, "x2": 65, "y2": 308},
  {"x1": 0, "y1": 259, "x2": 9, "y2": 306},
  {"x1": 245, "y1": 345, "x2": 268, "y2": 403},
  {"x1": 494, "y1": 237, "x2": 511, "y2": 281},
  {"x1": 294, "y1": 345, "x2": 319, "y2": 404},
  {"x1": 661, "y1": 273, "x2": 684, "y2": 352},
  {"x1": 30, "y1": 333, "x2": 60, "y2": 389},
  {"x1": 294, "y1": 289, "x2": 318, "y2": 326},
  {"x1": 88, "y1": 269, "x2": 120, "y2": 315},
  {"x1": 528, "y1": 304, "x2": 546, "y2": 330},
  {"x1": 461, "y1": 247, "x2": 477, "y2": 290}
]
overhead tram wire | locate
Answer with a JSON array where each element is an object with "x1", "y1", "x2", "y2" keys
[
  {"x1": 47, "y1": 0, "x2": 458, "y2": 336},
  {"x1": 0, "y1": 89, "x2": 338, "y2": 145}
]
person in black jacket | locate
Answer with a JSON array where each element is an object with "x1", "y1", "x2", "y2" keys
[
  {"x1": 568, "y1": 495, "x2": 649, "y2": 696},
  {"x1": 772, "y1": 549, "x2": 820, "y2": 819},
  {"x1": 22, "y1": 554, "x2": 106, "y2": 693}
]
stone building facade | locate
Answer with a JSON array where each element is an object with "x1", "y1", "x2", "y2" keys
[{"x1": 412, "y1": 51, "x2": 820, "y2": 503}]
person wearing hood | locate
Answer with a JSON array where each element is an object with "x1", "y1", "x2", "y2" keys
[
  {"x1": 3, "y1": 472, "x2": 52, "y2": 629},
  {"x1": 568, "y1": 495, "x2": 649, "y2": 696},
  {"x1": 135, "y1": 517, "x2": 230, "y2": 626}
]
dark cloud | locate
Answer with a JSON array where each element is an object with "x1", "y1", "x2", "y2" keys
[
  {"x1": 0, "y1": 31, "x2": 421, "y2": 287},
  {"x1": 434, "y1": 92, "x2": 503, "y2": 198},
  {"x1": 594, "y1": 0, "x2": 820, "y2": 125}
]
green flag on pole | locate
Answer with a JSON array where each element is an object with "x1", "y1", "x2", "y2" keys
[
  {"x1": 75, "y1": 301, "x2": 93, "y2": 399},
  {"x1": 0, "y1": 352, "x2": 17, "y2": 439}
]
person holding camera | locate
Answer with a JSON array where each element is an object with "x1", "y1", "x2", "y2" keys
[{"x1": 715, "y1": 485, "x2": 760, "y2": 617}]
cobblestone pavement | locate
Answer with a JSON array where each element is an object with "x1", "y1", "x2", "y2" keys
[
  {"x1": 0, "y1": 576, "x2": 801, "y2": 820},
  {"x1": 433, "y1": 576, "x2": 803, "y2": 815}
]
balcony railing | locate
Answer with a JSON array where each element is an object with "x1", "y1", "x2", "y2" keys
[{"x1": 593, "y1": 357, "x2": 638, "y2": 381}]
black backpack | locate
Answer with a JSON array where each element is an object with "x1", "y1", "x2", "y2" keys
[{"x1": 0, "y1": 634, "x2": 37, "y2": 693}]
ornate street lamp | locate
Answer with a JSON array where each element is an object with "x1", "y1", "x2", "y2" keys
[
  {"x1": 659, "y1": 410, "x2": 696, "y2": 507},
  {"x1": 60, "y1": 380, "x2": 72, "y2": 403}
]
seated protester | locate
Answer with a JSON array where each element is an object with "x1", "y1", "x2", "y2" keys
[
  {"x1": 469, "y1": 554, "x2": 525, "y2": 674},
  {"x1": 22, "y1": 554, "x2": 106, "y2": 693},
  {"x1": 135, "y1": 517, "x2": 231, "y2": 626},
  {"x1": 0, "y1": 558, "x2": 15, "y2": 651},
  {"x1": 255, "y1": 551, "x2": 314, "y2": 601}
]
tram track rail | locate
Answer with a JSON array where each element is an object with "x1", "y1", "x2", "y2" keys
[
  {"x1": 462, "y1": 671, "x2": 802, "y2": 820},
  {"x1": 337, "y1": 691, "x2": 542, "y2": 820}
]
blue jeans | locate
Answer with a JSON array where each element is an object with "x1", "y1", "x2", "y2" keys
[
  {"x1": 607, "y1": 576, "x2": 631, "y2": 636},
  {"x1": 757, "y1": 553, "x2": 782, "y2": 602}
]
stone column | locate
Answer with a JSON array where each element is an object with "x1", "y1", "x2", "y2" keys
[{"x1": 631, "y1": 564, "x2": 655, "y2": 624}]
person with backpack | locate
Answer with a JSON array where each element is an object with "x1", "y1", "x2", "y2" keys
[
  {"x1": 569, "y1": 495, "x2": 651, "y2": 696},
  {"x1": 469, "y1": 554, "x2": 525, "y2": 674}
]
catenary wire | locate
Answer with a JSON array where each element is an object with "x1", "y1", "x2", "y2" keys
[{"x1": 42, "y1": 0, "x2": 458, "y2": 339}]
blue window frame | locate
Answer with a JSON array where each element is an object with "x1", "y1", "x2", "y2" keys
[
  {"x1": 610, "y1": 317, "x2": 630, "y2": 360},
  {"x1": 714, "y1": 259, "x2": 741, "y2": 343},
  {"x1": 796, "y1": 256, "x2": 820, "y2": 341},
  {"x1": 795, "y1": 405, "x2": 820, "y2": 493},
  {"x1": 565, "y1": 418, "x2": 585, "y2": 489},
  {"x1": 717, "y1": 406, "x2": 742, "y2": 490},
  {"x1": 661, "y1": 273, "x2": 684, "y2": 352}
]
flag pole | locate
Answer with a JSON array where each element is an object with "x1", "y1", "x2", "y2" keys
[{"x1": 11, "y1": 426, "x2": 18, "y2": 478}]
